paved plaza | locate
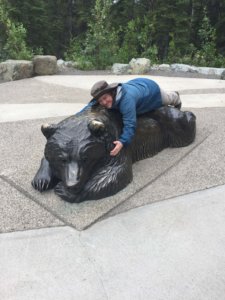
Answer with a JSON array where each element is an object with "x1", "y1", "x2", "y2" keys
[{"x1": 0, "y1": 74, "x2": 225, "y2": 299}]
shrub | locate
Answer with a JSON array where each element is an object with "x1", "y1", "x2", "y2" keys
[
  {"x1": 3, "y1": 20, "x2": 33, "y2": 60},
  {"x1": 65, "y1": 0, "x2": 119, "y2": 69},
  {"x1": 0, "y1": 1, "x2": 33, "y2": 61}
]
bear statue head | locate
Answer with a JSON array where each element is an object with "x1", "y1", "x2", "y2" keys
[{"x1": 41, "y1": 113, "x2": 119, "y2": 193}]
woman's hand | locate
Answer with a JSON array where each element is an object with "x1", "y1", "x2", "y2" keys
[{"x1": 110, "y1": 141, "x2": 123, "y2": 156}]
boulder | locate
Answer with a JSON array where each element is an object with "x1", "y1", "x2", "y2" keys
[
  {"x1": 171, "y1": 63, "x2": 225, "y2": 78},
  {"x1": 196, "y1": 66, "x2": 225, "y2": 77},
  {"x1": 0, "y1": 60, "x2": 33, "y2": 81},
  {"x1": 158, "y1": 64, "x2": 171, "y2": 71},
  {"x1": 57, "y1": 59, "x2": 65, "y2": 65},
  {"x1": 57, "y1": 59, "x2": 66, "y2": 72},
  {"x1": 171, "y1": 64, "x2": 198, "y2": 73},
  {"x1": 64, "y1": 61, "x2": 78, "y2": 68},
  {"x1": 129, "y1": 58, "x2": 151, "y2": 74},
  {"x1": 111, "y1": 63, "x2": 131, "y2": 75},
  {"x1": 221, "y1": 70, "x2": 225, "y2": 80},
  {"x1": 33, "y1": 55, "x2": 57, "y2": 75},
  {"x1": 57, "y1": 59, "x2": 81, "y2": 72}
]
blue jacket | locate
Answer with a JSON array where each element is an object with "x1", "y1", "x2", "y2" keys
[
  {"x1": 112, "y1": 78, "x2": 162, "y2": 145},
  {"x1": 78, "y1": 78, "x2": 162, "y2": 146}
]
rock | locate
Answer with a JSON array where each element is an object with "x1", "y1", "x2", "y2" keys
[
  {"x1": 33, "y1": 55, "x2": 57, "y2": 75},
  {"x1": 150, "y1": 64, "x2": 159, "y2": 70},
  {"x1": 64, "y1": 61, "x2": 78, "y2": 68},
  {"x1": 158, "y1": 64, "x2": 171, "y2": 71},
  {"x1": 57, "y1": 59, "x2": 66, "y2": 72},
  {"x1": 0, "y1": 60, "x2": 33, "y2": 81},
  {"x1": 57, "y1": 59, "x2": 80, "y2": 72},
  {"x1": 57, "y1": 59, "x2": 65, "y2": 67},
  {"x1": 221, "y1": 70, "x2": 225, "y2": 80},
  {"x1": 129, "y1": 58, "x2": 151, "y2": 74},
  {"x1": 112, "y1": 63, "x2": 131, "y2": 75},
  {"x1": 171, "y1": 64, "x2": 198, "y2": 73},
  {"x1": 171, "y1": 63, "x2": 225, "y2": 78},
  {"x1": 57, "y1": 59, "x2": 65, "y2": 66},
  {"x1": 197, "y1": 67, "x2": 225, "y2": 77}
]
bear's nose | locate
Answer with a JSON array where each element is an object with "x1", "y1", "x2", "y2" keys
[{"x1": 64, "y1": 161, "x2": 81, "y2": 188}]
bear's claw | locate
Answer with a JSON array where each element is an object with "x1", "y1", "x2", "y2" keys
[{"x1": 31, "y1": 178, "x2": 50, "y2": 192}]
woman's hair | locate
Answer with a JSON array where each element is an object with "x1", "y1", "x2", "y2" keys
[{"x1": 110, "y1": 88, "x2": 117, "y2": 101}]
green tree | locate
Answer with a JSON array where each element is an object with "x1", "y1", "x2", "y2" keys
[
  {"x1": 86, "y1": 0, "x2": 119, "y2": 68},
  {"x1": 166, "y1": 0, "x2": 192, "y2": 63},
  {"x1": 4, "y1": 20, "x2": 33, "y2": 59},
  {"x1": 7, "y1": 0, "x2": 95, "y2": 57},
  {"x1": 117, "y1": 16, "x2": 158, "y2": 63},
  {"x1": 0, "y1": 0, "x2": 8, "y2": 60},
  {"x1": 192, "y1": 7, "x2": 225, "y2": 66},
  {"x1": 0, "y1": 0, "x2": 32, "y2": 60},
  {"x1": 206, "y1": 0, "x2": 225, "y2": 56},
  {"x1": 152, "y1": 0, "x2": 191, "y2": 61},
  {"x1": 190, "y1": 0, "x2": 206, "y2": 48},
  {"x1": 2, "y1": 0, "x2": 225, "y2": 66},
  {"x1": 151, "y1": 0, "x2": 176, "y2": 60},
  {"x1": 66, "y1": 0, "x2": 119, "y2": 69},
  {"x1": 7, "y1": 0, "x2": 59, "y2": 55}
]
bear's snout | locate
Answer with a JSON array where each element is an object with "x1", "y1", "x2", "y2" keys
[{"x1": 64, "y1": 161, "x2": 83, "y2": 189}]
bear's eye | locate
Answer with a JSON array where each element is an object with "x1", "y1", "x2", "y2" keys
[
  {"x1": 59, "y1": 156, "x2": 68, "y2": 163},
  {"x1": 80, "y1": 154, "x2": 88, "y2": 162}
]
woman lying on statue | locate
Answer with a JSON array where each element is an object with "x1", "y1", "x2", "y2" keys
[{"x1": 79, "y1": 78, "x2": 182, "y2": 156}]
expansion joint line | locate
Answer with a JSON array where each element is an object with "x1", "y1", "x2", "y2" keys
[
  {"x1": 0, "y1": 174, "x2": 77, "y2": 230},
  {"x1": 85, "y1": 132, "x2": 212, "y2": 230}
]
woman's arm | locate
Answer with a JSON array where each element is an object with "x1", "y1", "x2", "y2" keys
[{"x1": 118, "y1": 98, "x2": 137, "y2": 146}]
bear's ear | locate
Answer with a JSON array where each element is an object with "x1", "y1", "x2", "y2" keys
[
  {"x1": 88, "y1": 119, "x2": 105, "y2": 136},
  {"x1": 41, "y1": 123, "x2": 58, "y2": 139}
]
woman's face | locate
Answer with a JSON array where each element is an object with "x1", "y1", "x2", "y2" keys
[{"x1": 98, "y1": 93, "x2": 113, "y2": 109}]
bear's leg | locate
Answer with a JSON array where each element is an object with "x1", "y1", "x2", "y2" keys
[
  {"x1": 80, "y1": 153, "x2": 133, "y2": 201},
  {"x1": 31, "y1": 157, "x2": 59, "y2": 192},
  {"x1": 54, "y1": 182, "x2": 80, "y2": 203},
  {"x1": 149, "y1": 107, "x2": 196, "y2": 147}
]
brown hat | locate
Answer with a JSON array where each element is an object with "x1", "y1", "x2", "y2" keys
[{"x1": 91, "y1": 80, "x2": 119, "y2": 100}]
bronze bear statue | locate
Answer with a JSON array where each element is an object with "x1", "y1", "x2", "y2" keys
[{"x1": 32, "y1": 106, "x2": 196, "y2": 203}]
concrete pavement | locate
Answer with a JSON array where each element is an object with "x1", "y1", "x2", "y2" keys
[
  {"x1": 0, "y1": 75, "x2": 225, "y2": 299},
  {"x1": 1, "y1": 185, "x2": 225, "y2": 300}
]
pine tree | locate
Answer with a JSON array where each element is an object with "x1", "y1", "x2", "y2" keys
[
  {"x1": 206, "y1": 0, "x2": 225, "y2": 55},
  {"x1": 0, "y1": 0, "x2": 32, "y2": 60},
  {"x1": 82, "y1": 0, "x2": 119, "y2": 68}
]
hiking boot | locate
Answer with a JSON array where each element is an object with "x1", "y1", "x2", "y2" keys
[{"x1": 175, "y1": 91, "x2": 182, "y2": 110}]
